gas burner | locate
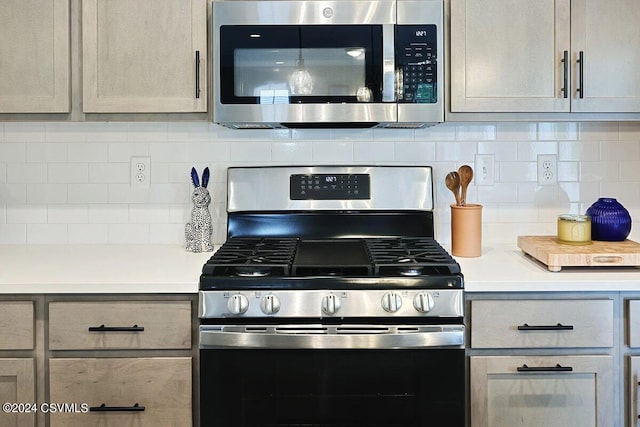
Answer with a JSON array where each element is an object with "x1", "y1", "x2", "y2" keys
[{"x1": 234, "y1": 267, "x2": 272, "y2": 277}]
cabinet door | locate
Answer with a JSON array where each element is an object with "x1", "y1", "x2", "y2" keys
[
  {"x1": 470, "y1": 355, "x2": 614, "y2": 427},
  {"x1": 450, "y1": 0, "x2": 571, "y2": 113},
  {"x1": 49, "y1": 357, "x2": 192, "y2": 427},
  {"x1": 82, "y1": 0, "x2": 207, "y2": 113},
  {"x1": 0, "y1": 359, "x2": 36, "y2": 427},
  {"x1": 0, "y1": 0, "x2": 70, "y2": 112},
  {"x1": 631, "y1": 357, "x2": 640, "y2": 426},
  {"x1": 571, "y1": 0, "x2": 640, "y2": 112}
]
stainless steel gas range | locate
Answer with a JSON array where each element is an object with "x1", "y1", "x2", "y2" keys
[{"x1": 198, "y1": 166, "x2": 465, "y2": 427}]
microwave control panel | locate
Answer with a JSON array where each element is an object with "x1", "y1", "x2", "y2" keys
[{"x1": 396, "y1": 25, "x2": 438, "y2": 104}]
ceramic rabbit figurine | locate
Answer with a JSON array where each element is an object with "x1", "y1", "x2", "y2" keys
[{"x1": 185, "y1": 167, "x2": 214, "y2": 252}]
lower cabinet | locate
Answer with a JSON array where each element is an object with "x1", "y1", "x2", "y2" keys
[
  {"x1": 470, "y1": 355, "x2": 614, "y2": 427},
  {"x1": 49, "y1": 357, "x2": 192, "y2": 427},
  {"x1": 468, "y1": 295, "x2": 617, "y2": 427},
  {"x1": 0, "y1": 359, "x2": 36, "y2": 427}
]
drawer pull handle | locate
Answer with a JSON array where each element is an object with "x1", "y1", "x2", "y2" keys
[
  {"x1": 88, "y1": 324, "x2": 145, "y2": 332},
  {"x1": 89, "y1": 403, "x2": 145, "y2": 412},
  {"x1": 517, "y1": 323, "x2": 574, "y2": 331},
  {"x1": 517, "y1": 364, "x2": 573, "y2": 373}
]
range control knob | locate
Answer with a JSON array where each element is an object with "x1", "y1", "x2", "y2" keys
[
  {"x1": 321, "y1": 294, "x2": 341, "y2": 315},
  {"x1": 260, "y1": 294, "x2": 281, "y2": 315},
  {"x1": 227, "y1": 294, "x2": 249, "y2": 315},
  {"x1": 413, "y1": 292, "x2": 435, "y2": 313},
  {"x1": 381, "y1": 292, "x2": 403, "y2": 313}
]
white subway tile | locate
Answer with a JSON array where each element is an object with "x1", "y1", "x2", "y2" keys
[
  {"x1": 45, "y1": 122, "x2": 87, "y2": 142},
  {"x1": 85, "y1": 122, "x2": 128, "y2": 142},
  {"x1": 0, "y1": 143, "x2": 26, "y2": 162},
  {"x1": 272, "y1": 141, "x2": 313, "y2": 162},
  {"x1": 414, "y1": 123, "x2": 456, "y2": 141},
  {"x1": 558, "y1": 141, "x2": 600, "y2": 161},
  {"x1": 557, "y1": 161, "x2": 579, "y2": 182},
  {"x1": 456, "y1": 124, "x2": 496, "y2": 141},
  {"x1": 600, "y1": 141, "x2": 640, "y2": 161},
  {"x1": 499, "y1": 161, "x2": 537, "y2": 183},
  {"x1": 477, "y1": 183, "x2": 518, "y2": 203},
  {"x1": 149, "y1": 223, "x2": 184, "y2": 244},
  {"x1": 26, "y1": 223, "x2": 67, "y2": 244},
  {"x1": 496, "y1": 123, "x2": 537, "y2": 140},
  {"x1": 538, "y1": 122, "x2": 578, "y2": 140},
  {"x1": 353, "y1": 141, "x2": 395, "y2": 162},
  {"x1": 168, "y1": 122, "x2": 215, "y2": 142},
  {"x1": 108, "y1": 223, "x2": 149, "y2": 244},
  {"x1": 149, "y1": 142, "x2": 190, "y2": 162},
  {"x1": 89, "y1": 204, "x2": 129, "y2": 223},
  {"x1": 67, "y1": 184, "x2": 109, "y2": 204},
  {"x1": 0, "y1": 164, "x2": 6, "y2": 184},
  {"x1": 108, "y1": 142, "x2": 150, "y2": 162},
  {"x1": 619, "y1": 122, "x2": 640, "y2": 141},
  {"x1": 130, "y1": 204, "x2": 171, "y2": 223},
  {"x1": 312, "y1": 141, "x2": 353, "y2": 163},
  {"x1": 68, "y1": 224, "x2": 109, "y2": 244},
  {"x1": 108, "y1": 184, "x2": 150, "y2": 204},
  {"x1": 68, "y1": 143, "x2": 109, "y2": 163},
  {"x1": 580, "y1": 161, "x2": 619, "y2": 182},
  {"x1": 149, "y1": 183, "x2": 191, "y2": 204},
  {"x1": 372, "y1": 129, "x2": 414, "y2": 141},
  {"x1": 126, "y1": 122, "x2": 168, "y2": 142},
  {"x1": 435, "y1": 141, "x2": 476, "y2": 162},
  {"x1": 4, "y1": 122, "x2": 46, "y2": 142},
  {"x1": 620, "y1": 161, "x2": 640, "y2": 181},
  {"x1": 230, "y1": 142, "x2": 272, "y2": 162},
  {"x1": 0, "y1": 205, "x2": 4, "y2": 223},
  {"x1": 48, "y1": 163, "x2": 89, "y2": 183},
  {"x1": 6, "y1": 204, "x2": 47, "y2": 223},
  {"x1": 516, "y1": 141, "x2": 558, "y2": 161},
  {"x1": 291, "y1": 129, "x2": 331, "y2": 140},
  {"x1": 187, "y1": 142, "x2": 231, "y2": 162},
  {"x1": 48, "y1": 205, "x2": 89, "y2": 224},
  {"x1": 330, "y1": 128, "x2": 374, "y2": 141},
  {"x1": 26, "y1": 184, "x2": 65, "y2": 204},
  {"x1": 0, "y1": 123, "x2": 4, "y2": 142},
  {"x1": 0, "y1": 224, "x2": 26, "y2": 244},
  {"x1": 26, "y1": 143, "x2": 67, "y2": 163},
  {"x1": 578, "y1": 122, "x2": 619, "y2": 141},
  {"x1": 496, "y1": 204, "x2": 538, "y2": 223},
  {"x1": 598, "y1": 184, "x2": 640, "y2": 205},
  {"x1": 7, "y1": 163, "x2": 47, "y2": 183},
  {"x1": 89, "y1": 163, "x2": 129, "y2": 184},
  {"x1": 394, "y1": 142, "x2": 436, "y2": 162}
]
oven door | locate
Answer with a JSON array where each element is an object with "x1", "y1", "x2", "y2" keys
[
  {"x1": 199, "y1": 324, "x2": 465, "y2": 427},
  {"x1": 212, "y1": 0, "x2": 397, "y2": 126}
]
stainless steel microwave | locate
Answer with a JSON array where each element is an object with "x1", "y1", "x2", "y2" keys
[{"x1": 211, "y1": 0, "x2": 444, "y2": 129}]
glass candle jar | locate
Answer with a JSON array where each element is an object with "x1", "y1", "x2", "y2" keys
[{"x1": 557, "y1": 214, "x2": 591, "y2": 245}]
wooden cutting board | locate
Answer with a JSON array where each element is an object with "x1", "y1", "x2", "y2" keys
[{"x1": 517, "y1": 235, "x2": 640, "y2": 272}]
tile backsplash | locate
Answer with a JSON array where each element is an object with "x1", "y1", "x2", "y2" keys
[{"x1": 0, "y1": 121, "x2": 639, "y2": 246}]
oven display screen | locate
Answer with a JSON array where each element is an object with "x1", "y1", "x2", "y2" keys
[{"x1": 290, "y1": 174, "x2": 370, "y2": 200}]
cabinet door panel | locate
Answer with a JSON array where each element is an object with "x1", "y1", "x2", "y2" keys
[
  {"x1": 49, "y1": 357, "x2": 192, "y2": 427},
  {"x1": 0, "y1": 0, "x2": 69, "y2": 112},
  {"x1": 571, "y1": 0, "x2": 640, "y2": 112},
  {"x1": 470, "y1": 355, "x2": 613, "y2": 427},
  {"x1": 450, "y1": 0, "x2": 570, "y2": 112},
  {"x1": 82, "y1": 0, "x2": 207, "y2": 112},
  {"x1": 0, "y1": 302, "x2": 34, "y2": 350},
  {"x1": 0, "y1": 359, "x2": 36, "y2": 427}
]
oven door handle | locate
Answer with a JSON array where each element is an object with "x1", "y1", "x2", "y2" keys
[{"x1": 199, "y1": 325, "x2": 464, "y2": 349}]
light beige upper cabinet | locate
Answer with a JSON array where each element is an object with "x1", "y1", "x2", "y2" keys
[
  {"x1": 0, "y1": 0, "x2": 70, "y2": 113},
  {"x1": 450, "y1": 0, "x2": 640, "y2": 114},
  {"x1": 82, "y1": 0, "x2": 207, "y2": 113}
]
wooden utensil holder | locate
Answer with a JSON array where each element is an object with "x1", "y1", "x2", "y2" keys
[{"x1": 451, "y1": 204, "x2": 482, "y2": 257}]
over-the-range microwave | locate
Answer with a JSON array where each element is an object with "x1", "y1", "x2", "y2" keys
[{"x1": 211, "y1": 0, "x2": 444, "y2": 129}]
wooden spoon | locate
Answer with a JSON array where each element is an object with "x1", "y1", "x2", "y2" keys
[
  {"x1": 445, "y1": 171, "x2": 461, "y2": 206},
  {"x1": 458, "y1": 165, "x2": 474, "y2": 206}
]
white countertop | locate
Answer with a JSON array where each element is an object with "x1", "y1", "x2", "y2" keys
[{"x1": 0, "y1": 243, "x2": 638, "y2": 294}]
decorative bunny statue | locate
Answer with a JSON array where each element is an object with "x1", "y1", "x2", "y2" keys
[{"x1": 185, "y1": 167, "x2": 214, "y2": 252}]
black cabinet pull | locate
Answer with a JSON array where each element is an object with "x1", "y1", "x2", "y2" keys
[
  {"x1": 195, "y1": 50, "x2": 201, "y2": 99},
  {"x1": 517, "y1": 364, "x2": 573, "y2": 373},
  {"x1": 561, "y1": 50, "x2": 569, "y2": 98},
  {"x1": 517, "y1": 323, "x2": 573, "y2": 331},
  {"x1": 88, "y1": 324, "x2": 144, "y2": 332},
  {"x1": 89, "y1": 403, "x2": 145, "y2": 412},
  {"x1": 577, "y1": 51, "x2": 584, "y2": 98}
]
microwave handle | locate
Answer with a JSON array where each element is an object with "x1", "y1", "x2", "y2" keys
[{"x1": 382, "y1": 24, "x2": 396, "y2": 102}]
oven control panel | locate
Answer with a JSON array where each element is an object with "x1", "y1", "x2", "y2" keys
[{"x1": 290, "y1": 173, "x2": 370, "y2": 200}]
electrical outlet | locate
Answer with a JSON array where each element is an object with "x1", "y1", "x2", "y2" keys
[
  {"x1": 130, "y1": 156, "x2": 151, "y2": 189},
  {"x1": 537, "y1": 154, "x2": 557, "y2": 185},
  {"x1": 474, "y1": 154, "x2": 495, "y2": 185}
]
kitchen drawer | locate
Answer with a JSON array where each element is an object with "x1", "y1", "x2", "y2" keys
[
  {"x1": 0, "y1": 301, "x2": 34, "y2": 350},
  {"x1": 471, "y1": 299, "x2": 613, "y2": 349},
  {"x1": 49, "y1": 301, "x2": 191, "y2": 350},
  {"x1": 49, "y1": 357, "x2": 192, "y2": 427}
]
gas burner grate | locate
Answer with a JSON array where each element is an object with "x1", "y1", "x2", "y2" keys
[
  {"x1": 202, "y1": 237, "x2": 298, "y2": 277},
  {"x1": 365, "y1": 237, "x2": 461, "y2": 276}
]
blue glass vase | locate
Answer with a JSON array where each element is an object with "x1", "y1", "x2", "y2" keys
[{"x1": 585, "y1": 198, "x2": 632, "y2": 241}]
